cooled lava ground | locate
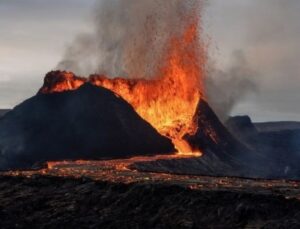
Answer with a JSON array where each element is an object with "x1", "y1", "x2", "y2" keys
[
  {"x1": 1, "y1": 171, "x2": 300, "y2": 228},
  {"x1": 3, "y1": 155, "x2": 300, "y2": 200}
]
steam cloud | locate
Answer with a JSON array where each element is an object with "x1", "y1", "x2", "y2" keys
[
  {"x1": 57, "y1": 0, "x2": 257, "y2": 121},
  {"x1": 57, "y1": 0, "x2": 201, "y2": 78},
  {"x1": 56, "y1": 0, "x2": 261, "y2": 122},
  {"x1": 206, "y1": 50, "x2": 258, "y2": 121},
  {"x1": 204, "y1": 0, "x2": 300, "y2": 121}
]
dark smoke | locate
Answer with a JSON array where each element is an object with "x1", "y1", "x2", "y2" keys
[
  {"x1": 57, "y1": 0, "x2": 201, "y2": 78},
  {"x1": 206, "y1": 50, "x2": 258, "y2": 121}
]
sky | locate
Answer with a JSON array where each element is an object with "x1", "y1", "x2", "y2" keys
[{"x1": 0, "y1": 0, "x2": 300, "y2": 122}]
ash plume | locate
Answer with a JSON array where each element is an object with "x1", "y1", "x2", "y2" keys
[
  {"x1": 57, "y1": 0, "x2": 202, "y2": 78},
  {"x1": 206, "y1": 50, "x2": 258, "y2": 121}
]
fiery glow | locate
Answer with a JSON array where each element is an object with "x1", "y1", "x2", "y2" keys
[
  {"x1": 41, "y1": 71, "x2": 86, "y2": 93},
  {"x1": 40, "y1": 22, "x2": 205, "y2": 156},
  {"x1": 4, "y1": 159, "x2": 300, "y2": 200}
]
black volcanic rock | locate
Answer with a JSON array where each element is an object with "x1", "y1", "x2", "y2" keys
[
  {"x1": 226, "y1": 116, "x2": 300, "y2": 178},
  {"x1": 0, "y1": 109, "x2": 10, "y2": 118},
  {"x1": 133, "y1": 100, "x2": 274, "y2": 178},
  {"x1": 133, "y1": 104, "x2": 300, "y2": 179},
  {"x1": 184, "y1": 100, "x2": 262, "y2": 172},
  {"x1": 185, "y1": 101, "x2": 251, "y2": 160},
  {"x1": 1, "y1": 175, "x2": 300, "y2": 228},
  {"x1": 225, "y1": 116, "x2": 258, "y2": 143},
  {"x1": 0, "y1": 83, "x2": 174, "y2": 170}
]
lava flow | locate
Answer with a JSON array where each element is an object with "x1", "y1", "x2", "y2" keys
[
  {"x1": 4, "y1": 158, "x2": 300, "y2": 200},
  {"x1": 39, "y1": 21, "x2": 206, "y2": 156}
]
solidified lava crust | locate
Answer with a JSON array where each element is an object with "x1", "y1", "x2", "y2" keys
[{"x1": 0, "y1": 175, "x2": 300, "y2": 228}]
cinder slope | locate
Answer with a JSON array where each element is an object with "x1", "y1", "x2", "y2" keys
[{"x1": 0, "y1": 83, "x2": 174, "y2": 170}]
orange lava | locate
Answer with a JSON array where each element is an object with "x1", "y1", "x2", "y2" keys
[
  {"x1": 4, "y1": 159, "x2": 300, "y2": 200},
  {"x1": 40, "y1": 21, "x2": 206, "y2": 156},
  {"x1": 46, "y1": 153, "x2": 201, "y2": 171}
]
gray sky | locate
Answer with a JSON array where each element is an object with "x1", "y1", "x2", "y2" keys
[{"x1": 0, "y1": 0, "x2": 300, "y2": 122}]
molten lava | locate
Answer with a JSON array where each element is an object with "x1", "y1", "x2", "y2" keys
[{"x1": 40, "y1": 22, "x2": 205, "y2": 155}]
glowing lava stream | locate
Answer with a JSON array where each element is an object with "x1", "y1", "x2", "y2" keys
[
  {"x1": 40, "y1": 22, "x2": 206, "y2": 156},
  {"x1": 46, "y1": 153, "x2": 201, "y2": 172},
  {"x1": 4, "y1": 159, "x2": 300, "y2": 201}
]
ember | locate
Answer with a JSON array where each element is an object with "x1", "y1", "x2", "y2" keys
[
  {"x1": 40, "y1": 22, "x2": 206, "y2": 156},
  {"x1": 3, "y1": 158, "x2": 300, "y2": 200}
]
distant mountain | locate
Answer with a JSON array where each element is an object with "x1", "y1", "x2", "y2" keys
[
  {"x1": 226, "y1": 116, "x2": 300, "y2": 178},
  {"x1": 225, "y1": 116, "x2": 259, "y2": 145},
  {"x1": 226, "y1": 116, "x2": 258, "y2": 136},
  {"x1": 255, "y1": 121, "x2": 300, "y2": 132},
  {"x1": 0, "y1": 83, "x2": 174, "y2": 170}
]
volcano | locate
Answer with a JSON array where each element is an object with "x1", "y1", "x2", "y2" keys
[
  {"x1": 0, "y1": 82, "x2": 174, "y2": 170},
  {"x1": 0, "y1": 69, "x2": 251, "y2": 173},
  {"x1": 1, "y1": 70, "x2": 296, "y2": 179}
]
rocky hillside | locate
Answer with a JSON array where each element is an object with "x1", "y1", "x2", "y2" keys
[{"x1": 0, "y1": 83, "x2": 174, "y2": 170}]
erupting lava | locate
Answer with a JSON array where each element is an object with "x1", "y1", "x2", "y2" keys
[{"x1": 40, "y1": 22, "x2": 206, "y2": 156}]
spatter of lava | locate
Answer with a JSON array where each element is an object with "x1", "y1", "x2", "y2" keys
[{"x1": 40, "y1": 23, "x2": 206, "y2": 156}]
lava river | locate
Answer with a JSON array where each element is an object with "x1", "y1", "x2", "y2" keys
[{"x1": 3, "y1": 156, "x2": 300, "y2": 200}]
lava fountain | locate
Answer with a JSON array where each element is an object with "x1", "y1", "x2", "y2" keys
[{"x1": 40, "y1": 4, "x2": 206, "y2": 156}]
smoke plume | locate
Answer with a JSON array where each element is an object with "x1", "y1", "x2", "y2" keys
[
  {"x1": 56, "y1": 0, "x2": 259, "y2": 121},
  {"x1": 57, "y1": 0, "x2": 201, "y2": 78},
  {"x1": 206, "y1": 50, "x2": 258, "y2": 121},
  {"x1": 204, "y1": 0, "x2": 300, "y2": 121}
]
